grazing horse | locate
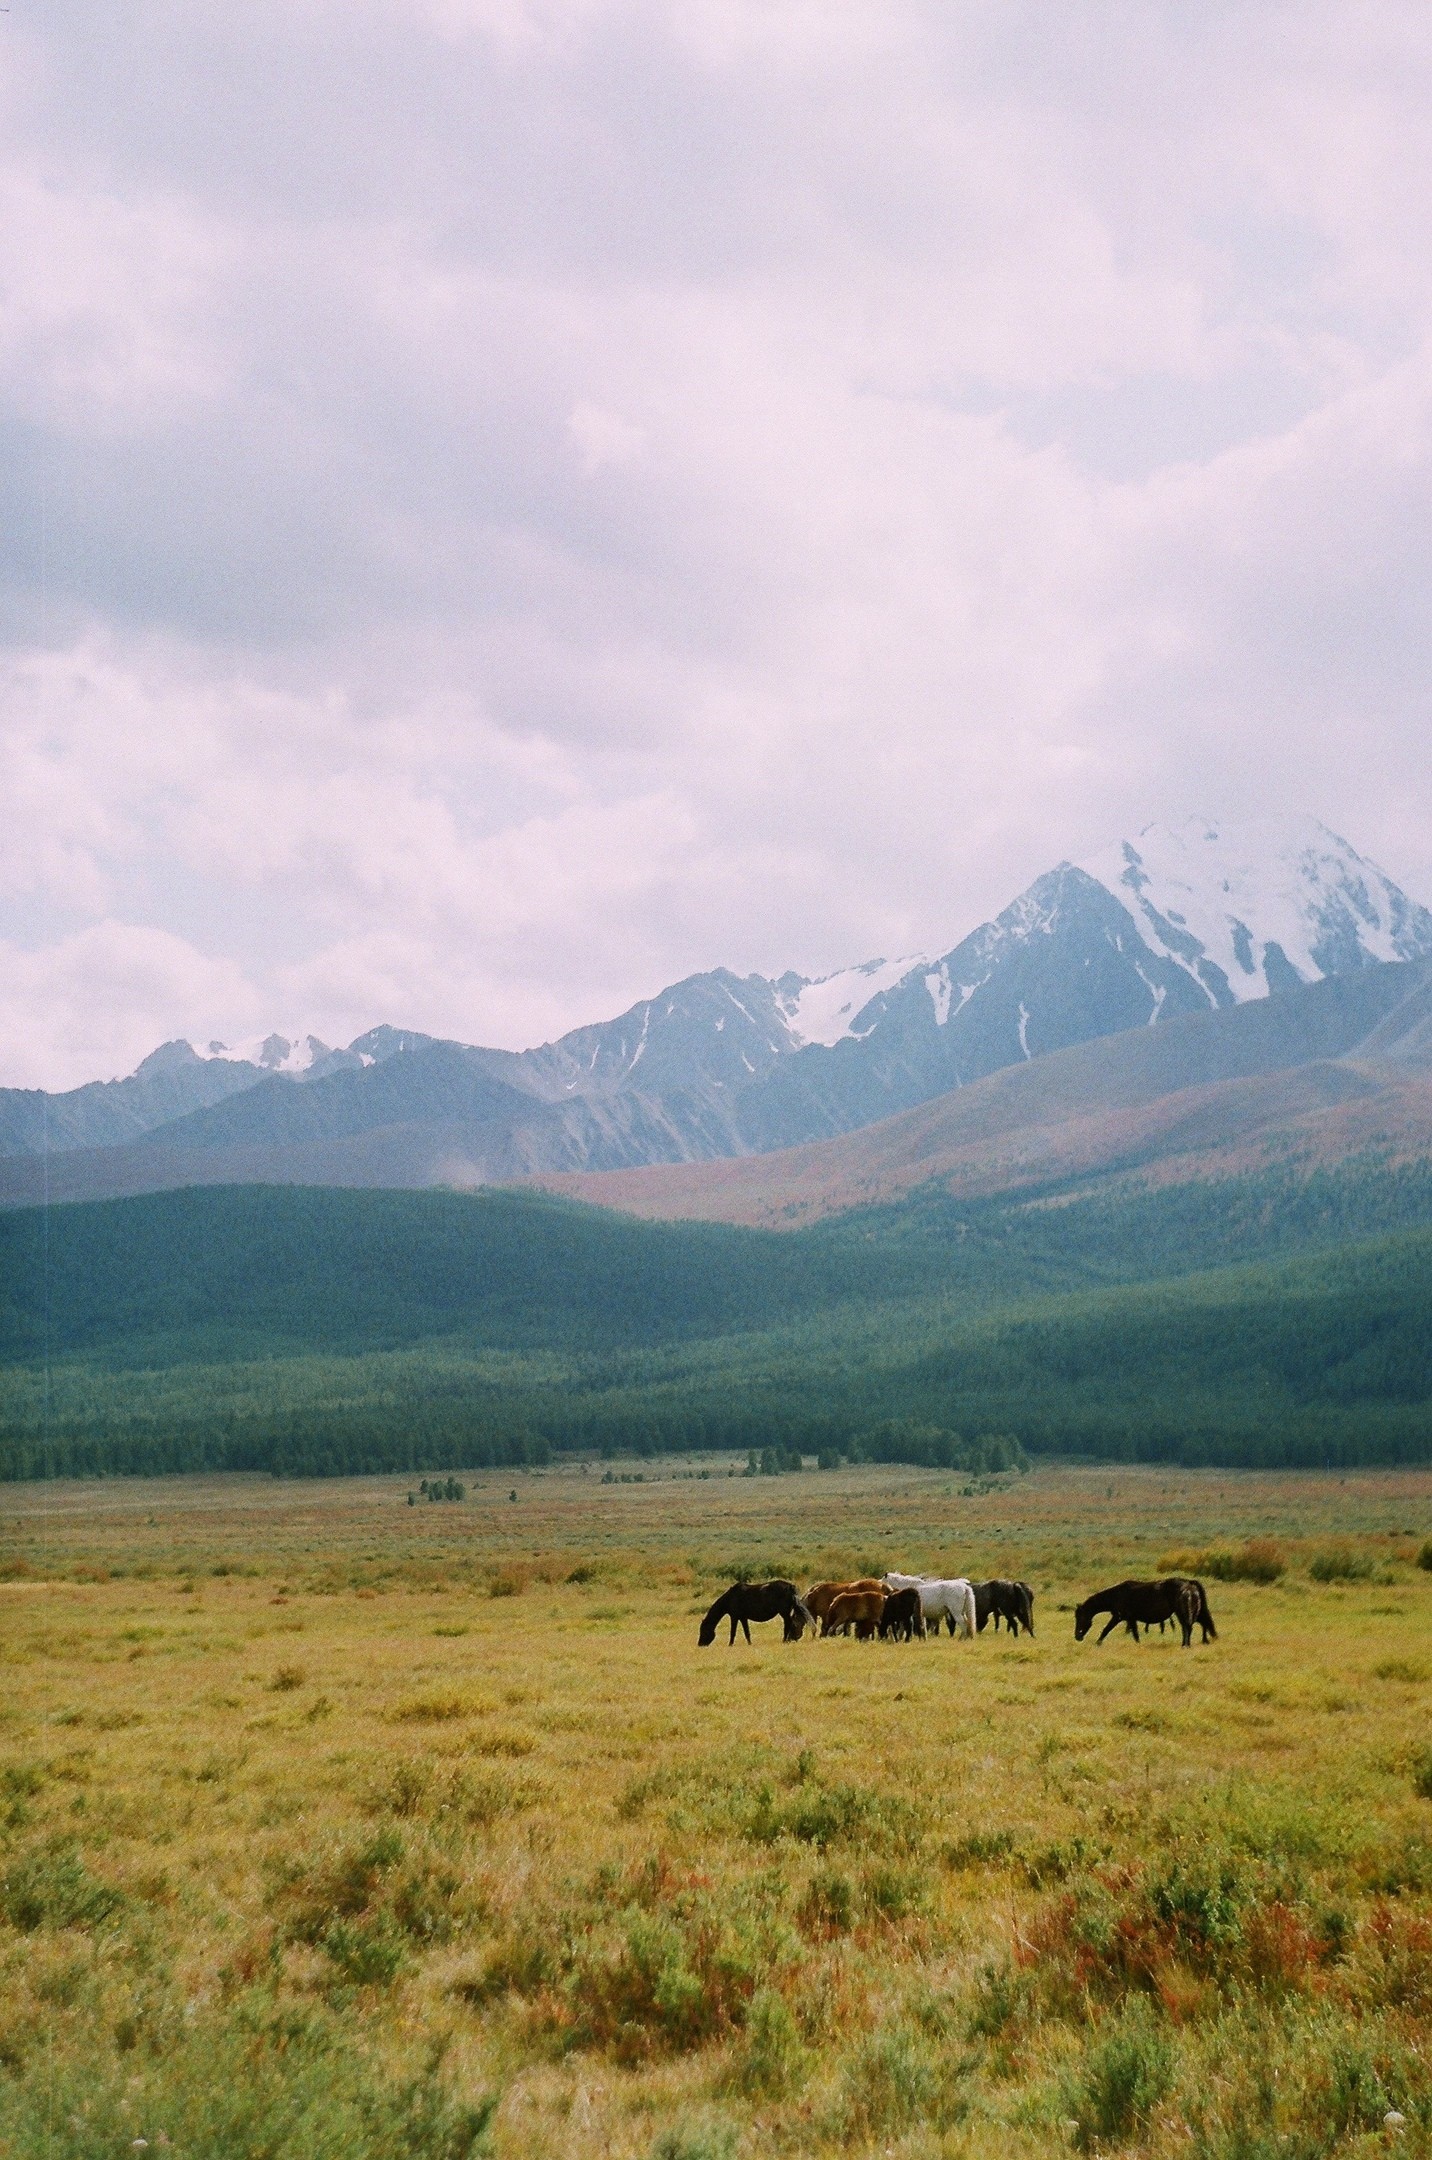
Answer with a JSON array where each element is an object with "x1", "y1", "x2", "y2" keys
[
  {"x1": 1169, "y1": 1576, "x2": 1216, "y2": 1642},
  {"x1": 974, "y1": 1579, "x2": 1035, "y2": 1637},
  {"x1": 822, "y1": 1589, "x2": 887, "y2": 1638},
  {"x1": 883, "y1": 1572, "x2": 978, "y2": 1639},
  {"x1": 803, "y1": 1579, "x2": 885, "y2": 1629},
  {"x1": 878, "y1": 1585, "x2": 925, "y2": 1640},
  {"x1": 698, "y1": 1580, "x2": 812, "y2": 1646},
  {"x1": 1073, "y1": 1577, "x2": 1214, "y2": 1648}
]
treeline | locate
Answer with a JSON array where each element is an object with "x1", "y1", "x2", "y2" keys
[{"x1": 4, "y1": 1165, "x2": 1432, "y2": 1479}]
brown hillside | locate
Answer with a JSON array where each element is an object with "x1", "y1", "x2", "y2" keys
[{"x1": 521, "y1": 967, "x2": 1432, "y2": 1225}]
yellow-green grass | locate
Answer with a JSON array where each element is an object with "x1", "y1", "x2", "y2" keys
[{"x1": 1, "y1": 1460, "x2": 1430, "y2": 2160}]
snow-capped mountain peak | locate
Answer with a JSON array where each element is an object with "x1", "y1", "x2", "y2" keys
[
  {"x1": 1079, "y1": 817, "x2": 1432, "y2": 1006},
  {"x1": 195, "y1": 1031, "x2": 337, "y2": 1076}
]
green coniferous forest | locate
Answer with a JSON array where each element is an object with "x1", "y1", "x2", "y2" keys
[{"x1": 3, "y1": 1161, "x2": 1432, "y2": 1479}]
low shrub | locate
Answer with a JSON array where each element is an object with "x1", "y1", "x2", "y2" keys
[
  {"x1": 943, "y1": 1830, "x2": 1017, "y2": 1871},
  {"x1": 1417, "y1": 1539, "x2": 1432, "y2": 1572},
  {"x1": 1309, "y1": 1544, "x2": 1373, "y2": 1583},
  {"x1": 1016, "y1": 1840, "x2": 1346, "y2": 2020},
  {"x1": 831, "y1": 2022, "x2": 948, "y2": 2139},
  {"x1": 374, "y1": 1759, "x2": 536, "y2": 1826},
  {"x1": 729, "y1": 1985, "x2": 807, "y2": 2095},
  {"x1": 0, "y1": 1845, "x2": 125, "y2": 1934},
  {"x1": 650, "y1": 2116, "x2": 739, "y2": 2160},
  {"x1": 861, "y1": 1862, "x2": 931, "y2": 1922},
  {"x1": 798, "y1": 1866, "x2": 856, "y2": 1937},
  {"x1": 1354, "y1": 1901, "x2": 1432, "y2": 2013},
  {"x1": 1206, "y1": 1538, "x2": 1287, "y2": 1583},
  {"x1": 268, "y1": 1827, "x2": 469, "y2": 1962},
  {"x1": 322, "y1": 1913, "x2": 408, "y2": 1988},
  {"x1": 390, "y1": 1693, "x2": 474, "y2": 1724},
  {"x1": 745, "y1": 1778, "x2": 921, "y2": 1855},
  {"x1": 475, "y1": 1854, "x2": 800, "y2": 2061},
  {"x1": 1412, "y1": 1750, "x2": 1432, "y2": 1804},
  {"x1": 0, "y1": 1996, "x2": 496, "y2": 2159},
  {"x1": 1061, "y1": 1997, "x2": 1173, "y2": 2150}
]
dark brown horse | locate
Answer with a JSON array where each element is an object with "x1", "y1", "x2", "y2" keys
[
  {"x1": 1073, "y1": 1577, "x2": 1214, "y2": 1648},
  {"x1": 974, "y1": 1579, "x2": 1035, "y2": 1636},
  {"x1": 878, "y1": 1585, "x2": 925, "y2": 1640},
  {"x1": 698, "y1": 1580, "x2": 813, "y2": 1646}
]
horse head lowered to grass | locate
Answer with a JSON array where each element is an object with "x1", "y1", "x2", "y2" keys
[{"x1": 698, "y1": 1580, "x2": 814, "y2": 1646}]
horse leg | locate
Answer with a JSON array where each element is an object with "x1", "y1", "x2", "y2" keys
[
  {"x1": 740, "y1": 1617, "x2": 752, "y2": 1644},
  {"x1": 1096, "y1": 1614, "x2": 1120, "y2": 1643},
  {"x1": 728, "y1": 1615, "x2": 738, "y2": 1644}
]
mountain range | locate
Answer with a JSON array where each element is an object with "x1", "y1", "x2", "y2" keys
[{"x1": 4, "y1": 815, "x2": 1431, "y2": 1209}]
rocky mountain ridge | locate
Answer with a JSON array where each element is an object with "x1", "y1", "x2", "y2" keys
[{"x1": 4, "y1": 817, "x2": 1429, "y2": 1189}]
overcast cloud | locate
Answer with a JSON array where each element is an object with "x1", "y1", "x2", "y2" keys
[{"x1": 4, "y1": 0, "x2": 1432, "y2": 1086}]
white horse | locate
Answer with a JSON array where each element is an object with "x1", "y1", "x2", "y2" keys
[{"x1": 883, "y1": 1571, "x2": 977, "y2": 1638}]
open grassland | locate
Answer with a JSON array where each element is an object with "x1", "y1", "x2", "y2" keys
[{"x1": 1, "y1": 1461, "x2": 1431, "y2": 2160}]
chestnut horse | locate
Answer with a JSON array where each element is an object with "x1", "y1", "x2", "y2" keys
[{"x1": 822, "y1": 1588, "x2": 887, "y2": 1638}]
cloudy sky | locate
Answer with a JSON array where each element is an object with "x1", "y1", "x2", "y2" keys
[{"x1": 5, "y1": 1, "x2": 1432, "y2": 1087}]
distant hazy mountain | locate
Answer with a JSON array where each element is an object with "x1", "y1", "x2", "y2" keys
[
  {"x1": 4, "y1": 817, "x2": 1429, "y2": 1199},
  {"x1": 532, "y1": 955, "x2": 1432, "y2": 1228}
]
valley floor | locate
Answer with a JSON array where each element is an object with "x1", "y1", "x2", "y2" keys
[{"x1": 1, "y1": 1461, "x2": 1430, "y2": 2159}]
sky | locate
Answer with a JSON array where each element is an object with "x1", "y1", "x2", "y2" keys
[{"x1": 4, "y1": 1, "x2": 1432, "y2": 1089}]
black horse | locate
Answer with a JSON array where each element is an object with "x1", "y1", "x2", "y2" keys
[
  {"x1": 878, "y1": 1586, "x2": 925, "y2": 1640},
  {"x1": 698, "y1": 1580, "x2": 813, "y2": 1646},
  {"x1": 974, "y1": 1579, "x2": 1035, "y2": 1636},
  {"x1": 1073, "y1": 1577, "x2": 1215, "y2": 1648},
  {"x1": 1174, "y1": 1577, "x2": 1216, "y2": 1642}
]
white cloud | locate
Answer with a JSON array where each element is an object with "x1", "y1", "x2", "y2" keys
[{"x1": 4, "y1": 1, "x2": 1432, "y2": 1087}]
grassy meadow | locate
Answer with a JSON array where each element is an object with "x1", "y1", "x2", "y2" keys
[{"x1": 1, "y1": 1458, "x2": 1431, "y2": 2159}]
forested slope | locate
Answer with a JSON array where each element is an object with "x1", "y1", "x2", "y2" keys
[{"x1": 4, "y1": 1163, "x2": 1432, "y2": 1478}]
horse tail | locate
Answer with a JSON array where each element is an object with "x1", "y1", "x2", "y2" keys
[
  {"x1": 960, "y1": 1582, "x2": 976, "y2": 1638},
  {"x1": 1196, "y1": 1581, "x2": 1217, "y2": 1638}
]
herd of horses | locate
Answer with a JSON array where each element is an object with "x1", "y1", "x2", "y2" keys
[{"x1": 696, "y1": 1572, "x2": 1218, "y2": 1648}]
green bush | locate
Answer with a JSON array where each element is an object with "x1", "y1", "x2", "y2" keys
[
  {"x1": 486, "y1": 1861, "x2": 799, "y2": 2061},
  {"x1": 1201, "y1": 1538, "x2": 1286, "y2": 1582},
  {"x1": 833, "y1": 2023, "x2": 946, "y2": 2138},
  {"x1": 730, "y1": 1987, "x2": 806, "y2": 2096},
  {"x1": 745, "y1": 1778, "x2": 921, "y2": 1854},
  {"x1": 0, "y1": 1999, "x2": 495, "y2": 2160},
  {"x1": 650, "y1": 2117, "x2": 739, "y2": 2160},
  {"x1": 1417, "y1": 1539, "x2": 1432, "y2": 1572},
  {"x1": 798, "y1": 1866, "x2": 855, "y2": 1936},
  {"x1": 1062, "y1": 1999, "x2": 1173, "y2": 2150},
  {"x1": 1309, "y1": 1544, "x2": 1374, "y2": 1582},
  {"x1": 268, "y1": 1827, "x2": 467, "y2": 1960},
  {"x1": 0, "y1": 1846, "x2": 125, "y2": 1934},
  {"x1": 322, "y1": 1914, "x2": 408, "y2": 1988}
]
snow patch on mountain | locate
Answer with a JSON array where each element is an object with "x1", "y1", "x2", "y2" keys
[
  {"x1": 923, "y1": 961, "x2": 983, "y2": 1028},
  {"x1": 778, "y1": 954, "x2": 925, "y2": 1047}
]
